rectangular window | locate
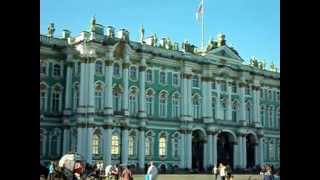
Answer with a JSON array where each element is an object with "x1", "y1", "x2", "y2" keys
[
  {"x1": 159, "y1": 99, "x2": 167, "y2": 117},
  {"x1": 192, "y1": 76, "x2": 200, "y2": 88},
  {"x1": 211, "y1": 81, "x2": 216, "y2": 89},
  {"x1": 245, "y1": 86, "x2": 250, "y2": 95},
  {"x1": 111, "y1": 136, "x2": 119, "y2": 155},
  {"x1": 173, "y1": 73, "x2": 179, "y2": 86},
  {"x1": 53, "y1": 64, "x2": 62, "y2": 77},
  {"x1": 172, "y1": 99, "x2": 180, "y2": 118},
  {"x1": 159, "y1": 137, "x2": 166, "y2": 156},
  {"x1": 146, "y1": 97, "x2": 153, "y2": 116},
  {"x1": 232, "y1": 84, "x2": 237, "y2": 93},
  {"x1": 160, "y1": 71, "x2": 166, "y2": 84},
  {"x1": 129, "y1": 67, "x2": 137, "y2": 80},
  {"x1": 221, "y1": 81, "x2": 227, "y2": 92},
  {"x1": 146, "y1": 70, "x2": 153, "y2": 82},
  {"x1": 128, "y1": 136, "x2": 134, "y2": 156},
  {"x1": 92, "y1": 135, "x2": 100, "y2": 155},
  {"x1": 52, "y1": 92, "x2": 60, "y2": 113},
  {"x1": 40, "y1": 62, "x2": 47, "y2": 75},
  {"x1": 40, "y1": 91, "x2": 47, "y2": 112},
  {"x1": 276, "y1": 91, "x2": 280, "y2": 101}
]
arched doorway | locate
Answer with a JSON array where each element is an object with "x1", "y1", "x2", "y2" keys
[
  {"x1": 192, "y1": 130, "x2": 205, "y2": 172},
  {"x1": 217, "y1": 132, "x2": 235, "y2": 167},
  {"x1": 246, "y1": 134, "x2": 256, "y2": 168}
]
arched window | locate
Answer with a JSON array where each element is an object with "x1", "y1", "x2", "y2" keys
[
  {"x1": 212, "y1": 97, "x2": 216, "y2": 119},
  {"x1": 172, "y1": 93, "x2": 180, "y2": 119},
  {"x1": 246, "y1": 101, "x2": 253, "y2": 123},
  {"x1": 51, "y1": 85, "x2": 62, "y2": 113},
  {"x1": 159, "y1": 91, "x2": 168, "y2": 118},
  {"x1": 160, "y1": 71, "x2": 166, "y2": 84},
  {"x1": 113, "y1": 63, "x2": 120, "y2": 77},
  {"x1": 129, "y1": 87, "x2": 138, "y2": 115},
  {"x1": 129, "y1": 66, "x2": 137, "y2": 80},
  {"x1": 232, "y1": 100, "x2": 239, "y2": 121},
  {"x1": 73, "y1": 82, "x2": 80, "y2": 111},
  {"x1": 53, "y1": 64, "x2": 61, "y2": 77},
  {"x1": 95, "y1": 82, "x2": 103, "y2": 112},
  {"x1": 40, "y1": 60, "x2": 47, "y2": 75},
  {"x1": 192, "y1": 94, "x2": 201, "y2": 119},
  {"x1": 221, "y1": 97, "x2": 227, "y2": 120},
  {"x1": 92, "y1": 130, "x2": 101, "y2": 155},
  {"x1": 111, "y1": 135, "x2": 120, "y2": 155},
  {"x1": 192, "y1": 75, "x2": 200, "y2": 88},
  {"x1": 146, "y1": 89, "x2": 154, "y2": 116},
  {"x1": 268, "y1": 140, "x2": 275, "y2": 161},
  {"x1": 146, "y1": 69, "x2": 153, "y2": 82},
  {"x1": 49, "y1": 129, "x2": 61, "y2": 157},
  {"x1": 145, "y1": 131, "x2": 152, "y2": 156},
  {"x1": 172, "y1": 133, "x2": 179, "y2": 158},
  {"x1": 128, "y1": 131, "x2": 136, "y2": 156},
  {"x1": 159, "y1": 133, "x2": 166, "y2": 156},
  {"x1": 40, "y1": 83, "x2": 48, "y2": 112},
  {"x1": 113, "y1": 85, "x2": 122, "y2": 113},
  {"x1": 95, "y1": 61, "x2": 103, "y2": 74}
]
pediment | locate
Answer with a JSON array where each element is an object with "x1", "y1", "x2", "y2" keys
[{"x1": 205, "y1": 45, "x2": 244, "y2": 62}]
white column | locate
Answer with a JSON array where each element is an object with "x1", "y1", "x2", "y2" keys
[
  {"x1": 64, "y1": 63, "x2": 73, "y2": 111},
  {"x1": 227, "y1": 82, "x2": 232, "y2": 121},
  {"x1": 201, "y1": 79, "x2": 207, "y2": 118},
  {"x1": 138, "y1": 128, "x2": 145, "y2": 169},
  {"x1": 62, "y1": 127, "x2": 70, "y2": 154},
  {"x1": 77, "y1": 127, "x2": 84, "y2": 156},
  {"x1": 88, "y1": 60, "x2": 95, "y2": 113},
  {"x1": 239, "y1": 84, "x2": 246, "y2": 122},
  {"x1": 103, "y1": 125, "x2": 112, "y2": 166},
  {"x1": 203, "y1": 143, "x2": 207, "y2": 169},
  {"x1": 207, "y1": 133, "x2": 213, "y2": 166},
  {"x1": 181, "y1": 75, "x2": 188, "y2": 119},
  {"x1": 121, "y1": 127, "x2": 129, "y2": 165},
  {"x1": 259, "y1": 137, "x2": 264, "y2": 166},
  {"x1": 138, "y1": 61, "x2": 147, "y2": 118},
  {"x1": 104, "y1": 59, "x2": 113, "y2": 115},
  {"x1": 79, "y1": 61, "x2": 86, "y2": 108},
  {"x1": 255, "y1": 143, "x2": 259, "y2": 166},
  {"x1": 87, "y1": 127, "x2": 93, "y2": 164},
  {"x1": 216, "y1": 82, "x2": 222, "y2": 120},
  {"x1": 207, "y1": 80, "x2": 213, "y2": 121},
  {"x1": 186, "y1": 131, "x2": 192, "y2": 169},
  {"x1": 237, "y1": 136, "x2": 243, "y2": 168},
  {"x1": 242, "y1": 136, "x2": 247, "y2": 168},
  {"x1": 187, "y1": 77, "x2": 192, "y2": 118},
  {"x1": 213, "y1": 133, "x2": 218, "y2": 166},
  {"x1": 122, "y1": 61, "x2": 129, "y2": 116},
  {"x1": 255, "y1": 87, "x2": 261, "y2": 126},
  {"x1": 180, "y1": 132, "x2": 185, "y2": 168},
  {"x1": 233, "y1": 142, "x2": 238, "y2": 169}
]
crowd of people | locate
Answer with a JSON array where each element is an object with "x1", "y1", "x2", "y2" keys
[
  {"x1": 41, "y1": 160, "x2": 159, "y2": 180},
  {"x1": 259, "y1": 164, "x2": 280, "y2": 180},
  {"x1": 212, "y1": 163, "x2": 234, "y2": 180}
]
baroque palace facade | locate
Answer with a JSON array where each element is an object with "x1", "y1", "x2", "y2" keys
[{"x1": 40, "y1": 19, "x2": 280, "y2": 170}]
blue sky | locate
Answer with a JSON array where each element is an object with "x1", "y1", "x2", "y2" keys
[{"x1": 40, "y1": 0, "x2": 279, "y2": 68}]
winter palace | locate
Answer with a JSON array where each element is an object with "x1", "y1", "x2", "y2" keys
[{"x1": 40, "y1": 18, "x2": 280, "y2": 171}]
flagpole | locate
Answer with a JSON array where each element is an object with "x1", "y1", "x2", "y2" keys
[{"x1": 201, "y1": 0, "x2": 204, "y2": 50}]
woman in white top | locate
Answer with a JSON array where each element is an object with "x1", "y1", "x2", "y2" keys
[
  {"x1": 219, "y1": 163, "x2": 226, "y2": 180},
  {"x1": 147, "y1": 162, "x2": 158, "y2": 180}
]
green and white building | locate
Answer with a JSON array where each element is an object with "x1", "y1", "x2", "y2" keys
[{"x1": 40, "y1": 19, "x2": 280, "y2": 170}]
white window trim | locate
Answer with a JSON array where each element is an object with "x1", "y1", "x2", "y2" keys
[
  {"x1": 95, "y1": 60, "x2": 105, "y2": 76},
  {"x1": 159, "y1": 94, "x2": 168, "y2": 118},
  {"x1": 52, "y1": 62, "x2": 63, "y2": 79},
  {"x1": 50, "y1": 85, "x2": 63, "y2": 113},
  {"x1": 171, "y1": 94, "x2": 180, "y2": 119},
  {"x1": 146, "y1": 95, "x2": 154, "y2": 116},
  {"x1": 192, "y1": 75, "x2": 201, "y2": 89},
  {"x1": 48, "y1": 129, "x2": 61, "y2": 157},
  {"x1": 40, "y1": 129, "x2": 47, "y2": 157},
  {"x1": 158, "y1": 132, "x2": 168, "y2": 157},
  {"x1": 40, "y1": 60, "x2": 49, "y2": 76},
  {"x1": 171, "y1": 132, "x2": 180, "y2": 158},
  {"x1": 111, "y1": 133, "x2": 120, "y2": 155}
]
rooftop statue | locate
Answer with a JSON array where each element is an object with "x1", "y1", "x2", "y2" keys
[
  {"x1": 152, "y1": 33, "x2": 158, "y2": 47},
  {"x1": 165, "y1": 38, "x2": 172, "y2": 50},
  {"x1": 106, "y1": 26, "x2": 115, "y2": 39},
  {"x1": 90, "y1": 16, "x2": 96, "y2": 32},
  {"x1": 48, "y1": 23, "x2": 55, "y2": 38},
  {"x1": 140, "y1": 25, "x2": 145, "y2": 43},
  {"x1": 250, "y1": 56, "x2": 259, "y2": 68},
  {"x1": 258, "y1": 61, "x2": 264, "y2": 70},
  {"x1": 270, "y1": 63, "x2": 277, "y2": 72},
  {"x1": 182, "y1": 40, "x2": 195, "y2": 53},
  {"x1": 206, "y1": 37, "x2": 217, "y2": 52}
]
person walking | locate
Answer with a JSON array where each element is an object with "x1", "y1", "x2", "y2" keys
[
  {"x1": 212, "y1": 164, "x2": 219, "y2": 180},
  {"x1": 225, "y1": 164, "x2": 232, "y2": 180},
  {"x1": 121, "y1": 165, "x2": 133, "y2": 180},
  {"x1": 111, "y1": 164, "x2": 120, "y2": 180},
  {"x1": 147, "y1": 162, "x2": 158, "y2": 180}
]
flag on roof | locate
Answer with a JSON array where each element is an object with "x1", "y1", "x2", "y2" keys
[{"x1": 196, "y1": 0, "x2": 204, "y2": 21}]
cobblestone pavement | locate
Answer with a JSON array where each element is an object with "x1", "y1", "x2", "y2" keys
[{"x1": 132, "y1": 174, "x2": 263, "y2": 180}]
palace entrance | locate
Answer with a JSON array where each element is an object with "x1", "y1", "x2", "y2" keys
[
  {"x1": 217, "y1": 132, "x2": 234, "y2": 167},
  {"x1": 192, "y1": 130, "x2": 205, "y2": 171},
  {"x1": 246, "y1": 134, "x2": 256, "y2": 168}
]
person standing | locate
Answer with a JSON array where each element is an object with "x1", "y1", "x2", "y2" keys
[
  {"x1": 111, "y1": 164, "x2": 120, "y2": 180},
  {"x1": 147, "y1": 162, "x2": 158, "y2": 180},
  {"x1": 121, "y1": 165, "x2": 133, "y2": 180},
  {"x1": 47, "y1": 160, "x2": 55, "y2": 180},
  {"x1": 212, "y1": 165, "x2": 219, "y2": 180},
  {"x1": 219, "y1": 163, "x2": 226, "y2": 180},
  {"x1": 263, "y1": 165, "x2": 274, "y2": 180}
]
